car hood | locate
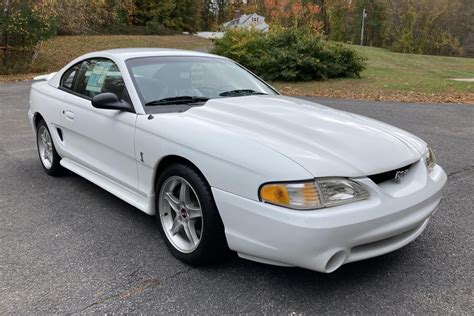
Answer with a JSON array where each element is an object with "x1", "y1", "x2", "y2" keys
[{"x1": 184, "y1": 95, "x2": 426, "y2": 177}]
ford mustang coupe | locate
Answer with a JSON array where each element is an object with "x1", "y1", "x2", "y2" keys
[{"x1": 29, "y1": 48, "x2": 447, "y2": 273}]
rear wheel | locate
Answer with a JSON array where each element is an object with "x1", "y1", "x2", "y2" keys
[
  {"x1": 36, "y1": 119, "x2": 62, "y2": 176},
  {"x1": 155, "y1": 163, "x2": 228, "y2": 265}
]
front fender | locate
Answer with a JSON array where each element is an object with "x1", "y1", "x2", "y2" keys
[{"x1": 135, "y1": 113, "x2": 312, "y2": 202}]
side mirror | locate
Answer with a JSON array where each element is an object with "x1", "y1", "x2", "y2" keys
[{"x1": 91, "y1": 93, "x2": 134, "y2": 112}]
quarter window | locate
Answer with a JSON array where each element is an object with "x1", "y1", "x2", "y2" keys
[{"x1": 60, "y1": 64, "x2": 79, "y2": 89}]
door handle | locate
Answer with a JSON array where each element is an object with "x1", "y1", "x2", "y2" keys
[{"x1": 63, "y1": 110, "x2": 74, "y2": 120}]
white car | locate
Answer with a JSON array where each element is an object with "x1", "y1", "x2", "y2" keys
[{"x1": 28, "y1": 48, "x2": 447, "y2": 273}]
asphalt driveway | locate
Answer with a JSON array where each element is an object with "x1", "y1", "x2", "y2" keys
[{"x1": 1, "y1": 81, "x2": 473, "y2": 314}]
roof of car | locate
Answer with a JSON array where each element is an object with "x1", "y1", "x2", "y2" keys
[{"x1": 95, "y1": 48, "x2": 224, "y2": 61}]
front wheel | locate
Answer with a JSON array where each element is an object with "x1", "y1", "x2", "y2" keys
[
  {"x1": 36, "y1": 119, "x2": 62, "y2": 176},
  {"x1": 155, "y1": 163, "x2": 229, "y2": 265}
]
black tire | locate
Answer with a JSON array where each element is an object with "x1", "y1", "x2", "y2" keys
[
  {"x1": 36, "y1": 119, "x2": 63, "y2": 176},
  {"x1": 155, "y1": 163, "x2": 229, "y2": 265}
]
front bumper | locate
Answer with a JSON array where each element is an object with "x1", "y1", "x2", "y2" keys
[{"x1": 212, "y1": 162, "x2": 447, "y2": 273}]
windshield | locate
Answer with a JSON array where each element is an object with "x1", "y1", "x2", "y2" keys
[{"x1": 126, "y1": 56, "x2": 277, "y2": 105}]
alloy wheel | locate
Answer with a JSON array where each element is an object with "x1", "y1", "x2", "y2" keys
[
  {"x1": 37, "y1": 125, "x2": 53, "y2": 169},
  {"x1": 158, "y1": 176, "x2": 203, "y2": 253}
]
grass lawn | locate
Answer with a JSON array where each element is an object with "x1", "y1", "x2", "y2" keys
[
  {"x1": 1, "y1": 35, "x2": 473, "y2": 104},
  {"x1": 273, "y1": 45, "x2": 474, "y2": 104}
]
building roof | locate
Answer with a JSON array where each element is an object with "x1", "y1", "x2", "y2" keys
[{"x1": 223, "y1": 13, "x2": 268, "y2": 29}]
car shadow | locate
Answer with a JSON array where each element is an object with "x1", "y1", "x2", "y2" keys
[{"x1": 202, "y1": 248, "x2": 405, "y2": 285}]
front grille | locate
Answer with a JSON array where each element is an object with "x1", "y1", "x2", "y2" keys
[
  {"x1": 367, "y1": 163, "x2": 413, "y2": 184},
  {"x1": 350, "y1": 221, "x2": 425, "y2": 258}
]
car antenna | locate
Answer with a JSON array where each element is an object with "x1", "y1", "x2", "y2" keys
[{"x1": 148, "y1": 114, "x2": 154, "y2": 120}]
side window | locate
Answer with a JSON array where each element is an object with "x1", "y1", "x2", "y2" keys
[{"x1": 63, "y1": 58, "x2": 129, "y2": 101}]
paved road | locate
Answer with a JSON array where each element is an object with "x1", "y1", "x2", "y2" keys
[{"x1": 1, "y1": 81, "x2": 473, "y2": 314}]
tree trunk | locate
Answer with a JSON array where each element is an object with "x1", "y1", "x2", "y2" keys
[{"x1": 2, "y1": 0, "x2": 10, "y2": 49}]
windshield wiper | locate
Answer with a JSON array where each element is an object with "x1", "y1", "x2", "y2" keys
[
  {"x1": 145, "y1": 96, "x2": 210, "y2": 106},
  {"x1": 219, "y1": 89, "x2": 267, "y2": 97}
]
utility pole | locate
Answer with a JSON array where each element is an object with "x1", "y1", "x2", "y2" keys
[{"x1": 360, "y1": 8, "x2": 367, "y2": 46}]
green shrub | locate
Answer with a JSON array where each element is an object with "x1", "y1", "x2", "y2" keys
[
  {"x1": 0, "y1": 1, "x2": 56, "y2": 74},
  {"x1": 210, "y1": 28, "x2": 366, "y2": 81}
]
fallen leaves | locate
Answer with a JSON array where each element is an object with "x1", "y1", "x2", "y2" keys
[{"x1": 275, "y1": 84, "x2": 474, "y2": 105}]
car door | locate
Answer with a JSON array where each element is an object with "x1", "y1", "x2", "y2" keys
[{"x1": 57, "y1": 58, "x2": 139, "y2": 193}]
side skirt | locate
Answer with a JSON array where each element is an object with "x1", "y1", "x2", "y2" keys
[{"x1": 60, "y1": 158, "x2": 155, "y2": 215}]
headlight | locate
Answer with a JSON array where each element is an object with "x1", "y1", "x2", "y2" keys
[
  {"x1": 425, "y1": 147, "x2": 436, "y2": 171},
  {"x1": 259, "y1": 178, "x2": 369, "y2": 210},
  {"x1": 316, "y1": 178, "x2": 370, "y2": 208}
]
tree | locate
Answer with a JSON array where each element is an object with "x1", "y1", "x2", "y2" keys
[
  {"x1": 201, "y1": 0, "x2": 218, "y2": 31},
  {"x1": 1, "y1": 1, "x2": 56, "y2": 49},
  {"x1": 53, "y1": 0, "x2": 112, "y2": 35},
  {"x1": 215, "y1": 0, "x2": 228, "y2": 24},
  {"x1": 174, "y1": 0, "x2": 205, "y2": 32},
  {"x1": 263, "y1": 0, "x2": 322, "y2": 32},
  {"x1": 448, "y1": 0, "x2": 474, "y2": 55},
  {"x1": 326, "y1": 0, "x2": 353, "y2": 42},
  {"x1": 0, "y1": 0, "x2": 56, "y2": 74},
  {"x1": 313, "y1": 0, "x2": 329, "y2": 35},
  {"x1": 133, "y1": 0, "x2": 176, "y2": 27},
  {"x1": 353, "y1": 0, "x2": 387, "y2": 46},
  {"x1": 385, "y1": 0, "x2": 463, "y2": 56}
]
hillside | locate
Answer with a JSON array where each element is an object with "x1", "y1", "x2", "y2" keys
[
  {"x1": 0, "y1": 35, "x2": 212, "y2": 83},
  {"x1": 275, "y1": 45, "x2": 474, "y2": 104}
]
